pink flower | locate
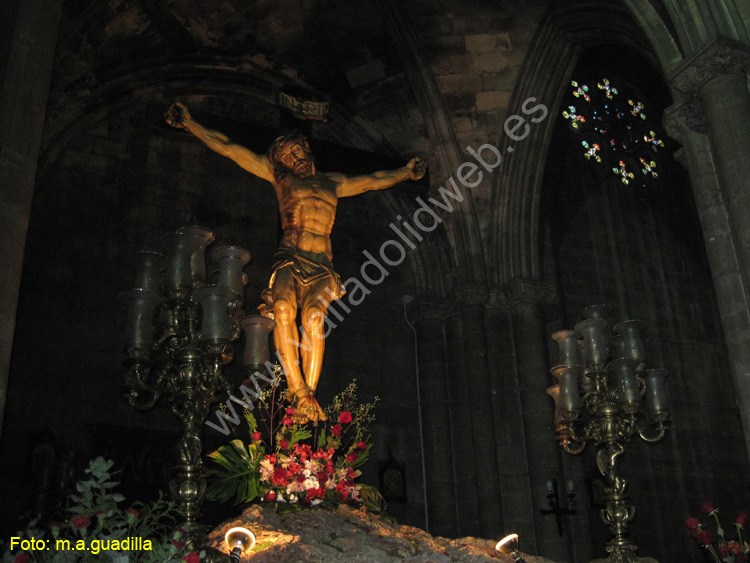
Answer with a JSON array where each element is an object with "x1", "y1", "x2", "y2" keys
[
  {"x1": 182, "y1": 552, "x2": 200, "y2": 563},
  {"x1": 701, "y1": 501, "x2": 717, "y2": 515},
  {"x1": 331, "y1": 424, "x2": 342, "y2": 436},
  {"x1": 339, "y1": 411, "x2": 352, "y2": 424},
  {"x1": 736, "y1": 512, "x2": 748, "y2": 525},
  {"x1": 14, "y1": 553, "x2": 30, "y2": 563},
  {"x1": 72, "y1": 516, "x2": 91, "y2": 530},
  {"x1": 252, "y1": 431, "x2": 261, "y2": 442}
]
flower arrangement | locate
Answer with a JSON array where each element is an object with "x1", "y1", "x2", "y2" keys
[
  {"x1": 686, "y1": 501, "x2": 749, "y2": 563},
  {"x1": 2, "y1": 457, "x2": 204, "y2": 562},
  {"x1": 205, "y1": 379, "x2": 380, "y2": 510}
]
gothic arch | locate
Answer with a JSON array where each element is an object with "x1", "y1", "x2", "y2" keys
[{"x1": 487, "y1": 3, "x2": 669, "y2": 286}]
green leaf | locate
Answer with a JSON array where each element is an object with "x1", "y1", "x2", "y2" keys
[
  {"x1": 244, "y1": 411, "x2": 258, "y2": 433},
  {"x1": 205, "y1": 440, "x2": 261, "y2": 504},
  {"x1": 317, "y1": 429, "x2": 327, "y2": 449}
]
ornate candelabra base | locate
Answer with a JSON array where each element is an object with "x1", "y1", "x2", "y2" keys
[{"x1": 591, "y1": 547, "x2": 658, "y2": 563}]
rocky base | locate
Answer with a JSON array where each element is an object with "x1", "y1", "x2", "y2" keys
[{"x1": 206, "y1": 504, "x2": 559, "y2": 563}]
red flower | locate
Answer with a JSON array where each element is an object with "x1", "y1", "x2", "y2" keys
[
  {"x1": 697, "y1": 530, "x2": 714, "y2": 546},
  {"x1": 279, "y1": 439, "x2": 289, "y2": 450},
  {"x1": 171, "y1": 539, "x2": 183, "y2": 550},
  {"x1": 735, "y1": 553, "x2": 747, "y2": 563},
  {"x1": 686, "y1": 517, "x2": 700, "y2": 533},
  {"x1": 182, "y1": 552, "x2": 200, "y2": 563},
  {"x1": 736, "y1": 512, "x2": 748, "y2": 525},
  {"x1": 72, "y1": 516, "x2": 91, "y2": 530},
  {"x1": 331, "y1": 424, "x2": 342, "y2": 436},
  {"x1": 265, "y1": 491, "x2": 276, "y2": 502},
  {"x1": 286, "y1": 407, "x2": 295, "y2": 416},
  {"x1": 720, "y1": 546, "x2": 732, "y2": 558},
  {"x1": 357, "y1": 441, "x2": 367, "y2": 450},
  {"x1": 701, "y1": 501, "x2": 717, "y2": 515},
  {"x1": 282, "y1": 416, "x2": 293, "y2": 425},
  {"x1": 125, "y1": 508, "x2": 139, "y2": 518},
  {"x1": 339, "y1": 411, "x2": 352, "y2": 424},
  {"x1": 346, "y1": 452, "x2": 359, "y2": 463},
  {"x1": 14, "y1": 553, "x2": 30, "y2": 563},
  {"x1": 252, "y1": 431, "x2": 261, "y2": 442},
  {"x1": 728, "y1": 542, "x2": 744, "y2": 555},
  {"x1": 272, "y1": 467, "x2": 288, "y2": 486}
]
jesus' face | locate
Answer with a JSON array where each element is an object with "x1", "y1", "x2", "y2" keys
[{"x1": 280, "y1": 143, "x2": 315, "y2": 178}]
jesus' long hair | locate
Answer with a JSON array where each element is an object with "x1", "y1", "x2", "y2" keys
[{"x1": 266, "y1": 130, "x2": 314, "y2": 182}]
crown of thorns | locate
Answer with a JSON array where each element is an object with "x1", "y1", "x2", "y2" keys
[{"x1": 266, "y1": 130, "x2": 313, "y2": 164}]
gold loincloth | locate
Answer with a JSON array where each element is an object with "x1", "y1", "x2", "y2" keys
[{"x1": 258, "y1": 243, "x2": 345, "y2": 319}]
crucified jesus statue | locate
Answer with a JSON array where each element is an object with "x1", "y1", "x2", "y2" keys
[{"x1": 166, "y1": 102, "x2": 426, "y2": 422}]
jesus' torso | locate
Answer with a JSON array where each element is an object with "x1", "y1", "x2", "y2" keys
[{"x1": 274, "y1": 171, "x2": 338, "y2": 261}]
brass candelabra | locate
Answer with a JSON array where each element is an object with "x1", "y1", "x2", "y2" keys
[
  {"x1": 120, "y1": 226, "x2": 275, "y2": 546},
  {"x1": 547, "y1": 305, "x2": 670, "y2": 563}
]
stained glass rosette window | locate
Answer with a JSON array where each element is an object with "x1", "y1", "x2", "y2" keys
[{"x1": 561, "y1": 77, "x2": 665, "y2": 188}]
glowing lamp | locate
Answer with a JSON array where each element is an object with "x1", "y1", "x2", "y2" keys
[
  {"x1": 225, "y1": 527, "x2": 256, "y2": 562},
  {"x1": 496, "y1": 533, "x2": 526, "y2": 563}
]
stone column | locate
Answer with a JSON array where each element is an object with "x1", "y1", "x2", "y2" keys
[
  {"x1": 409, "y1": 300, "x2": 459, "y2": 538},
  {"x1": 667, "y1": 38, "x2": 750, "y2": 461},
  {"x1": 505, "y1": 279, "x2": 568, "y2": 559},
  {"x1": 0, "y1": 0, "x2": 63, "y2": 444},
  {"x1": 456, "y1": 286, "x2": 504, "y2": 539}
]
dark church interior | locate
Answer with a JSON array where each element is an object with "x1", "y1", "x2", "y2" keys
[{"x1": 2, "y1": 0, "x2": 750, "y2": 561}]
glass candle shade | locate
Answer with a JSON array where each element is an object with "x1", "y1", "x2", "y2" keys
[
  {"x1": 178, "y1": 226, "x2": 215, "y2": 288},
  {"x1": 644, "y1": 368, "x2": 669, "y2": 421},
  {"x1": 212, "y1": 246, "x2": 251, "y2": 300},
  {"x1": 132, "y1": 250, "x2": 165, "y2": 291},
  {"x1": 574, "y1": 318, "x2": 609, "y2": 368},
  {"x1": 580, "y1": 304, "x2": 610, "y2": 321},
  {"x1": 613, "y1": 319, "x2": 646, "y2": 363},
  {"x1": 550, "y1": 364, "x2": 582, "y2": 416},
  {"x1": 609, "y1": 357, "x2": 640, "y2": 410},
  {"x1": 161, "y1": 231, "x2": 205, "y2": 293},
  {"x1": 610, "y1": 334, "x2": 624, "y2": 358},
  {"x1": 120, "y1": 288, "x2": 162, "y2": 349},
  {"x1": 195, "y1": 285, "x2": 233, "y2": 344},
  {"x1": 240, "y1": 315, "x2": 276, "y2": 370},
  {"x1": 546, "y1": 385, "x2": 565, "y2": 426},
  {"x1": 551, "y1": 330, "x2": 582, "y2": 366}
]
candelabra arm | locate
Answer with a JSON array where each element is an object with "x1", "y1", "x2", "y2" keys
[
  {"x1": 562, "y1": 438, "x2": 587, "y2": 455},
  {"x1": 638, "y1": 422, "x2": 667, "y2": 443},
  {"x1": 127, "y1": 388, "x2": 162, "y2": 410}
]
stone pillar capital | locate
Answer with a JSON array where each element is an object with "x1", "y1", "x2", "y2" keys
[
  {"x1": 503, "y1": 279, "x2": 556, "y2": 308},
  {"x1": 663, "y1": 98, "x2": 706, "y2": 141},
  {"x1": 669, "y1": 37, "x2": 750, "y2": 96}
]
